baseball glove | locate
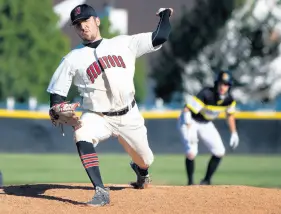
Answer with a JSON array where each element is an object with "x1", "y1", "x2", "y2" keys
[{"x1": 49, "y1": 102, "x2": 81, "y2": 128}]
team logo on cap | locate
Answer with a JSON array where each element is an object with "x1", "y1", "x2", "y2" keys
[
  {"x1": 75, "y1": 7, "x2": 81, "y2": 16},
  {"x1": 222, "y1": 73, "x2": 229, "y2": 81}
]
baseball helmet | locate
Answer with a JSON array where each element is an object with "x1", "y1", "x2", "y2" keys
[{"x1": 214, "y1": 70, "x2": 233, "y2": 86}]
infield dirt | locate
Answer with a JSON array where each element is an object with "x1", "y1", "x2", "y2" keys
[{"x1": 0, "y1": 183, "x2": 280, "y2": 214}]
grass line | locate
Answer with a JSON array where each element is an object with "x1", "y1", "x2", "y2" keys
[{"x1": 0, "y1": 154, "x2": 280, "y2": 187}]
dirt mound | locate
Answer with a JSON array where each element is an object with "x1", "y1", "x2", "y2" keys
[{"x1": 0, "y1": 183, "x2": 280, "y2": 214}]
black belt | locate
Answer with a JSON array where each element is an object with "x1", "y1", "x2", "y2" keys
[
  {"x1": 102, "y1": 100, "x2": 136, "y2": 116},
  {"x1": 192, "y1": 114, "x2": 210, "y2": 124}
]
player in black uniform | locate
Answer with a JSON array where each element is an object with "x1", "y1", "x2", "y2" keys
[{"x1": 177, "y1": 70, "x2": 239, "y2": 185}]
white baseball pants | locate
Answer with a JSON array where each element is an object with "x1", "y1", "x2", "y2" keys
[
  {"x1": 178, "y1": 119, "x2": 225, "y2": 157},
  {"x1": 74, "y1": 104, "x2": 154, "y2": 169}
]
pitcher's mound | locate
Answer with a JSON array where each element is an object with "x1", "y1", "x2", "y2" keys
[{"x1": 0, "y1": 183, "x2": 281, "y2": 214}]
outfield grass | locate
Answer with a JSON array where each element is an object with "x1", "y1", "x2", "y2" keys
[{"x1": 0, "y1": 153, "x2": 280, "y2": 188}]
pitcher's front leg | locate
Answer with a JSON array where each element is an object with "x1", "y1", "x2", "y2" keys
[{"x1": 118, "y1": 134, "x2": 153, "y2": 189}]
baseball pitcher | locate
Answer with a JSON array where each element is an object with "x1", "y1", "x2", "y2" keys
[
  {"x1": 177, "y1": 71, "x2": 239, "y2": 185},
  {"x1": 47, "y1": 4, "x2": 172, "y2": 206}
]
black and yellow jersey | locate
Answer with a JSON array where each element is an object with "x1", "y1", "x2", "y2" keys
[{"x1": 186, "y1": 87, "x2": 236, "y2": 122}]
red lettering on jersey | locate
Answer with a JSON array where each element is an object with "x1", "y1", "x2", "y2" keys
[
  {"x1": 86, "y1": 68, "x2": 95, "y2": 83},
  {"x1": 108, "y1": 55, "x2": 116, "y2": 67},
  {"x1": 102, "y1": 56, "x2": 111, "y2": 68},
  {"x1": 112, "y1": 55, "x2": 121, "y2": 67},
  {"x1": 86, "y1": 64, "x2": 100, "y2": 83},
  {"x1": 98, "y1": 58, "x2": 107, "y2": 70},
  {"x1": 86, "y1": 55, "x2": 126, "y2": 83},
  {"x1": 90, "y1": 65, "x2": 98, "y2": 78},
  {"x1": 118, "y1": 56, "x2": 126, "y2": 68},
  {"x1": 93, "y1": 61, "x2": 101, "y2": 75}
]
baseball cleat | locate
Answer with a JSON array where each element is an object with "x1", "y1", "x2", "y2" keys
[
  {"x1": 200, "y1": 179, "x2": 211, "y2": 185},
  {"x1": 129, "y1": 162, "x2": 151, "y2": 189},
  {"x1": 87, "y1": 186, "x2": 110, "y2": 206},
  {"x1": 187, "y1": 181, "x2": 194, "y2": 186},
  {"x1": 130, "y1": 175, "x2": 151, "y2": 189}
]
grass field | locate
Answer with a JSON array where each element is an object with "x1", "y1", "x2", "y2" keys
[{"x1": 0, "y1": 153, "x2": 280, "y2": 187}]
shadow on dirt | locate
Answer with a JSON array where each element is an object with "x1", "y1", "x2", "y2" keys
[{"x1": 0, "y1": 184, "x2": 130, "y2": 205}]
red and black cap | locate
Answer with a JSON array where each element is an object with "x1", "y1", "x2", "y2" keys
[{"x1": 70, "y1": 4, "x2": 98, "y2": 25}]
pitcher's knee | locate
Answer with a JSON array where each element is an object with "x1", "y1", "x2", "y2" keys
[
  {"x1": 74, "y1": 128, "x2": 93, "y2": 143},
  {"x1": 145, "y1": 153, "x2": 154, "y2": 167},
  {"x1": 146, "y1": 153, "x2": 154, "y2": 166},
  {"x1": 212, "y1": 147, "x2": 225, "y2": 157},
  {"x1": 138, "y1": 152, "x2": 154, "y2": 169}
]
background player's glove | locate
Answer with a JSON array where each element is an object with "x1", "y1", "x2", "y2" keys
[
  {"x1": 230, "y1": 132, "x2": 239, "y2": 149},
  {"x1": 49, "y1": 102, "x2": 81, "y2": 128}
]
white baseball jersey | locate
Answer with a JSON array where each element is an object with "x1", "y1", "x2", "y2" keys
[{"x1": 47, "y1": 32, "x2": 161, "y2": 112}]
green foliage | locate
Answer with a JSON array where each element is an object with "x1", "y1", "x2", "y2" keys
[
  {"x1": 134, "y1": 57, "x2": 146, "y2": 103},
  {"x1": 150, "y1": 47, "x2": 183, "y2": 103},
  {"x1": 235, "y1": 0, "x2": 248, "y2": 8},
  {"x1": 99, "y1": 15, "x2": 119, "y2": 38},
  {"x1": 150, "y1": 0, "x2": 236, "y2": 103},
  {"x1": 0, "y1": 0, "x2": 70, "y2": 102}
]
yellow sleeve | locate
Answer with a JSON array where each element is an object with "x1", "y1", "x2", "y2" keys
[{"x1": 186, "y1": 96, "x2": 205, "y2": 114}]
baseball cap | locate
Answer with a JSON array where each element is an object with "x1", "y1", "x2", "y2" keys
[
  {"x1": 216, "y1": 70, "x2": 233, "y2": 86},
  {"x1": 70, "y1": 4, "x2": 98, "y2": 25}
]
